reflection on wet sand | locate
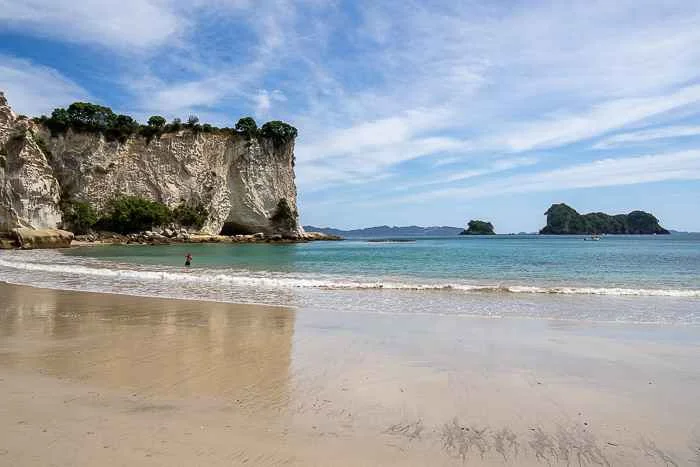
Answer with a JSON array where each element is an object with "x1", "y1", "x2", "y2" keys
[
  {"x1": 2, "y1": 282, "x2": 700, "y2": 466},
  {"x1": 0, "y1": 283, "x2": 295, "y2": 405}
]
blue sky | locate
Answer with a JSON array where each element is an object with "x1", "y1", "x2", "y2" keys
[{"x1": 1, "y1": 0, "x2": 700, "y2": 232}]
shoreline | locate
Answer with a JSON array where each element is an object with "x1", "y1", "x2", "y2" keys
[
  {"x1": 1, "y1": 282, "x2": 699, "y2": 465},
  {"x1": 1, "y1": 279, "x2": 698, "y2": 329},
  {"x1": 1, "y1": 229, "x2": 343, "y2": 250},
  {"x1": 0, "y1": 284, "x2": 700, "y2": 466}
]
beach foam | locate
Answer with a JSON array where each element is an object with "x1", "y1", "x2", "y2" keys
[{"x1": 1, "y1": 256, "x2": 698, "y2": 298}]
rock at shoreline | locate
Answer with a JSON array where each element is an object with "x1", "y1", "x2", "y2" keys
[
  {"x1": 540, "y1": 203, "x2": 669, "y2": 235},
  {"x1": 460, "y1": 220, "x2": 495, "y2": 235},
  {"x1": 10, "y1": 228, "x2": 73, "y2": 249},
  {"x1": 68, "y1": 229, "x2": 342, "y2": 247}
]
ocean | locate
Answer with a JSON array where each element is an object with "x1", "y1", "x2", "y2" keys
[{"x1": 1, "y1": 234, "x2": 699, "y2": 324}]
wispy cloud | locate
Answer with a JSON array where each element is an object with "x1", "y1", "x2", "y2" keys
[
  {"x1": 594, "y1": 125, "x2": 700, "y2": 149},
  {"x1": 253, "y1": 89, "x2": 287, "y2": 118},
  {"x1": 493, "y1": 84, "x2": 700, "y2": 153},
  {"x1": 0, "y1": 0, "x2": 184, "y2": 51},
  {"x1": 381, "y1": 150, "x2": 700, "y2": 205},
  {"x1": 0, "y1": 55, "x2": 90, "y2": 116}
]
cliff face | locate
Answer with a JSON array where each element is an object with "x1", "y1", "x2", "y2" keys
[
  {"x1": 0, "y1": 93, "x2": 63, "y2": 231},
  {"x1": 0, "y1": 92, "x2": 301, "y2": 236},
  {"x1": 540, "y1": 203, "x2": 669, "y2": 235}
]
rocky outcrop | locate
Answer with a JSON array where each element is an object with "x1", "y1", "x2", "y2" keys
[
  {"x1": 0, "y1": 92, "x2": 301, "y2": 236},
  {"x1": 0, "y1": 93, "x2": 63, "y2": 231},
  {"x1": 460, "y1": 220, "x2": 495, "y2": 235},
  {"x1": 11, "y1": 228, "x2": 73, "y2": 249},
  {"x1": 540, "y1": 203, "x2": 669, "y2": 235}
]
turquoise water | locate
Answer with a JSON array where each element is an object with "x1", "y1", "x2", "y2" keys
[
  {"x1": 65, "y1": 234, "x2": 700, "y2": 290},
  {"x1": 1, "y1": 234, "x2": 698, "y2": 323}
]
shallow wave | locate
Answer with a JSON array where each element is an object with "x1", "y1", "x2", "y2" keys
[{"x1": 1, "y1": 257, "x2": 698, "y2": 298}]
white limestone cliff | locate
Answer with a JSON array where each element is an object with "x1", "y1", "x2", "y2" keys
[
  {"x1": 0, "y1": 92, "x2": 301, "y2": 236},
  {"x1": 0, "y1": 92, "x2": 63, "y2": 231}
]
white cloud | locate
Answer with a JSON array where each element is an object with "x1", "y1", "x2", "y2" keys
[
  {"x1": 286, "y1": 0, "x2": 700, "y2": 194},
  {"x1": 387, "y1": 157, "x2": 539, "y2": 194},
  {"x1": 385, "y1": 150, "x2": 700, "y2": 205},
  {"x1": 0, "y1": 56, "x2": 90, "y2": 116},
  {"x1": 297, "y1": 108, "x2": 459, "y2": 162},
  {"x1": 253, "y1": 89, "x2": 287, "y2": 117},
  {"x1": 295, "y1": 108, "x2": 469, "y2": 191},
  {"x1": 0, "y1": 0, "x2": 184, "y2": 51},
  {"x1": 494, "y1": 84, "x2": 700, "y2": 152},
  {"x1": 594, "y1": 125, "x2": 700, "y2": 149}
]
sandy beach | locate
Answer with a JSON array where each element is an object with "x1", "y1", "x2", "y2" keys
[{"x1": 1, "y1": 282, "x2": 699, "y2": 466}]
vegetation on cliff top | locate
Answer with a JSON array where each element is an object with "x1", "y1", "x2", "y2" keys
[
  {"x1": 34, "y1": 102, "x2": 297, "y2": 144},
  {"x1": 460, "y1": 220, "x2": 495, "y2": 235},
  {"x1": 61, "y1": 196, "x2": 209, "y2": 234},
  {"x1": 540, "y1": 203, "x2": 669, "y2": 234}
]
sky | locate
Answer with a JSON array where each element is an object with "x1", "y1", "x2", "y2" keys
[{"x1": 1, "y1": 0, "x2": 700, "y2": 232}]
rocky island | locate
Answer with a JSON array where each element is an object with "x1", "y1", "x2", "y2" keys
[
  {"x1": 540, "y1": 203, "x2": 669, "y2": 235},
  {"x1": 0, "y1": 92, "x2": 335, "y2": 248},
  {"x1": 460, "y1": 220, "x2": 495, "y2": 235}
]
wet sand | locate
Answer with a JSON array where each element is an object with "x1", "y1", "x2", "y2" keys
[{"x1": 1, "y1": 282, "x2": 699, "y2": 466}]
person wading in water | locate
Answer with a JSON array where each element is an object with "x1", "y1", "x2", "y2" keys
[{"x1": 185, "y1": 253, "x2": 192, "y2": 267}]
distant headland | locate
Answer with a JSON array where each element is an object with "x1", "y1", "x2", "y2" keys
[
  {"x1": 302, "y1": 225, "x2": 463, "y2": 237},
  {"x1": 539, "y1": 203, "x2": 669, "y2": 235}
]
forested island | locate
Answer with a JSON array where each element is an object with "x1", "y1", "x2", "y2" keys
[
  {"x1": 540, "y1": 203, "x2": 669, "y2": 235},
  {"x1": 460, "y1": 220, "x2": 495, "y2": 235}
]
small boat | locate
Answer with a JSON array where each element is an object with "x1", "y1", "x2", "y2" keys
[{"x1": 584, "y1": 235, "x2": 601, "y2": 241}]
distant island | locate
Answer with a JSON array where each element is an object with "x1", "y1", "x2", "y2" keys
[
  {"x1": 302, "y1": 225, "x2": 463, "y2": 238},
  {"x1": 460, "y1": 220, "x2": 495, "y2": 235},
  {"x1": 540, "y1": 203, "x2": 669, "y2": 235}
]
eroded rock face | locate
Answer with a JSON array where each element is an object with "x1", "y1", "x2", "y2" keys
[
  {"x1": 0, "y1": 92, "x2": 63, "y2": 231},
  {"x1": 0, "y1": 92, "x2": 301, "y2": 236}
]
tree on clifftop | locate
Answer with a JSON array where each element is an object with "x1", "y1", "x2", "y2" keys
[
  {"x1": 259, "y1": 121, "x2": 298, "y2": 144},
  {"x1": 147, "y1": 116, "x2": 166, "y2": 128},
  {"x1": 235, "y1": 117, "x2": 258, "y2": 136}
]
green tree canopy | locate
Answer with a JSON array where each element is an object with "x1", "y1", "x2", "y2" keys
[
  {"x1": 147, "y1": 115, "x2": 166, "y2": 128},
  {"x1": 235, "y1": 117, "x2": 258, "y2": 135},
  {"x1": 62, "y1": 201, "x2": 98, "y2": 235},
  {"x1": 98, "y1": 196, "x2": 171, "y2": 234},
  {"x1": 259, "y1": 120, "x2": 297, "y2": 143}
]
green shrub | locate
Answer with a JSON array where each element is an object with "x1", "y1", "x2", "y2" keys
[
  {"x1": 235, "y1": 117, "x2": 258, "y2": 136},
  {"x1": 259, "y1": 120, "x2": 297, "y2": 144},
  {"x1": 147, "y1": 115, "x2": 166, "y2": 128},
  {"x1": 169, "y1": 118, "x2": 182, "y2": 132},
  {"x1": 186, "y1": 115, "x2": 199, "y2": 127},
  {"x1": 62, "y1": 201, "x2": 98, "y2": 234},
  {"x1": 138, "y1": 124, "x2": 160, "y2": 141},
  {"x1": 98, "y1": 196, "x2": 171, "y2": 234},
  {"x1": 270, "y1": 198, "x2": 298, "y2": 232},
  {"x1": 172, "y1": 202, "x2": 208, "y2": 229}
]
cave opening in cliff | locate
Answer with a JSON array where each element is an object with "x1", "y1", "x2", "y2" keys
[{"x1": 220, "y1": 222, "x2": 257, "y2": 236}]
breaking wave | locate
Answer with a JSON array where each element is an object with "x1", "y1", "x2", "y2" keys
[{"x1": 1, "y1": 256, "x2": 698, "y2": 298}]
